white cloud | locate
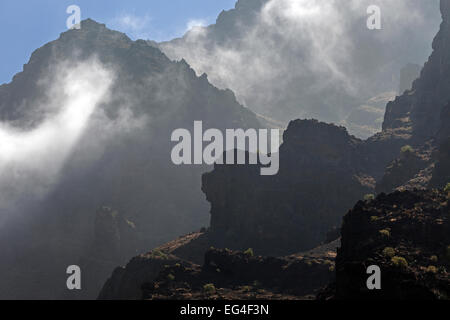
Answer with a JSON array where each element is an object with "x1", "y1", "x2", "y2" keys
[
  {"x1": 160, "y1": 0, "x2": 441, "y2": 133},
  {"x1": 0, "y1": 59, "x2": 114, "y2": 218},
  {"x1": 186, "y1": 19, "x2": 208, "y2": 32},
  {"x1": 111, "y1": 13, "x2": 152, "y2": 39}
]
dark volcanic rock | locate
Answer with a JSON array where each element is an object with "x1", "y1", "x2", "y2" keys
[
  {"x1": 98, "y1": 251, "x2": 182, "y2": 300},
  {"x1": 98, "y1": 232, "x2": 338, "y2": 300},
  {"x1": 376, "y1": 146, "x2": 431, "y2": 193},
  {"x1": 202, "y1": 119, "x2": 374, "y2": 256},
  {"x1": 97, "y1": 232, "x2": 209, "y2": 299},
  {"x1": 329, "y1": 189, "x2": 450, "y2": 300},
  {"x1": 142, "y1": 248, "x2": 335, "y2": 300},
  {"x1": 430, "y1": 139, "x2": 450, "y2": 188},
  {"x1": 430, "y1": 102, "x2": 450, "y2": 188}
]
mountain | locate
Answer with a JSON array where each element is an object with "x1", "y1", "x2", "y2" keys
[
  {"x1": 155, "y1": 0, "x2": 440, "y2": 138},
  {"x1": 198, "y1": 0, "x2": 450, "y2": 257},
  {"x1": 0, "y1": 19, "x2": 260, "y2": 299},
  {"x1": 98, "y1": 0, "x2": 450, "y2": 301},
  {"x1": 202, "y1": 119, "x2": 374, "y2": 255}
]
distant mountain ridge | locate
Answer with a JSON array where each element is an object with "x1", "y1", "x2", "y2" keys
[{"x1": 155, "y1": 0, "x2": 440, "y2": 138}]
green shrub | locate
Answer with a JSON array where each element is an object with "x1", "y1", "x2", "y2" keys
[
  {"x1": 444, "y1": 183, "x2": 450, "y2": 193},
  {"x1": 241, "y1": 286, "x2": 252, "y2": 292},
  {"x1": 364, "y1": 194, "x2": 375, "y2": 201},
  {"x1": 379, "y1": 229, "x2": 391, "y2": 238},
  {"x1": 401, "y1": 145, "x2": 414, "y2": 154},
  {"x1": 150, "y1": 249, "x2": 168, "y2": 259},
  {"x1": 370, "y1": 216, "x2": 380, "y2": 222},
  {"x1": 426, "y1": 265, "x2": 438, "y2": 274},
  {"x1": 383, "y1": 247, "x2": 395, "y2": 257},
  {"x1": 253, "y1": 280, "x2": 262, "y2": 287},
  {"x1": 167, "y1": 274, "x2": 175, "y2": 281},
  {"x1": 391, "y1": 256, "x2": 408, "y2": 268},
  {"x1": 125, "y1": 219, "x2": 136, "y2": 229},
  {"x1": 203, "y1": 283, "x2": 216, "y2": 294},
  {"x1": 244, "y1": 248, "x2": 254, "y2": 257}
]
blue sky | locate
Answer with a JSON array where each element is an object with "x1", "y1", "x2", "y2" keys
[{"x1": 0, "y1": 0, "x2": 237, "y2": 85}]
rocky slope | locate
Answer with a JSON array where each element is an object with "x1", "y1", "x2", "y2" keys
[
  {"x1": 322, "y1": 189, "x2": 449, "y2": 300},
  {"x1": 99, "y1": 236, "x2": 338, "y2": 300},
  {"x1": 142, "y1": 247, "x2": 335, "y2": 300}
]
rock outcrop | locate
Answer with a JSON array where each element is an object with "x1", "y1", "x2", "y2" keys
[
  {"x1": 98, "y1": 232, "x2": 338, "y2": 300},
  {"x1": 376, "y1": 146, "x2": 432, "y2": 193},
  {"x1": 142, "y1": 247, "x2": 335, "y2": 300},
  {"x1": 324, "y1": 190, "x2": 449, "y2": 300},
  {"x1": 202, "y1": 119, "x2": 374, "y2": 256}
]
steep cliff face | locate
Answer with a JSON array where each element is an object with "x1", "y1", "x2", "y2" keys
[
  {"x1": 329, "y1": 190, "x2": 450, "y2": 300},
  {"x1": 364, "y1": 0, "x2": 450, "y2": 192},
  {"x1": 202, "y1": 119, "x2": 374, "y2": 256},
  {"x1": 430, "y1": 139, "x2": 450, "y2": 188},
  {"x1": 383, "y1": 0, "x2": 450, "y2": 144},
  {"x1": 375, "y1": 147, "x2": 432, "y2": 194}
]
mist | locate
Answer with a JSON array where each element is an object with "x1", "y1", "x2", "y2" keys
[
  {"x1": 159, "y1": 0, "x2": 441, "y2": 137},
  {"x1": 0, "y1": 59, "x2": 114, "y2": 224}
]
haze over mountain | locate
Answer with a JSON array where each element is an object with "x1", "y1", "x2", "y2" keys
[
  {"x1": 157, "y1": 0, "x2": 441, "y2": 138},
  {"x1": 0, "y1": 19, "x2": 259, "y2": 299}
]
